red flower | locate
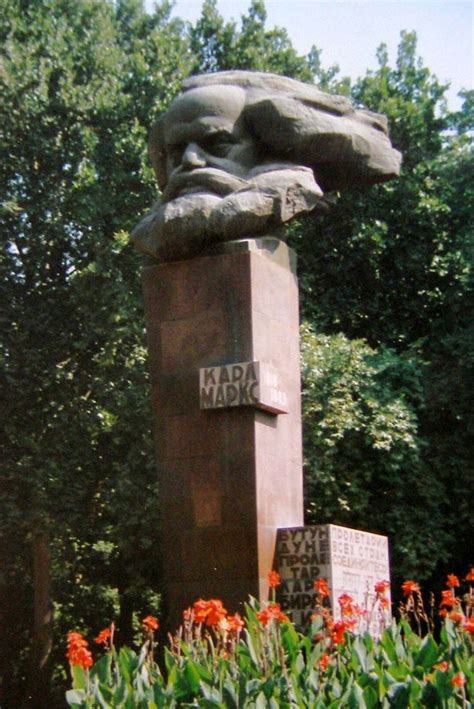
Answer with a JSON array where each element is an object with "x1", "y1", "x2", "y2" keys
[
  {"x1": 70, "y1": 646, "x2": 93, "y2": 670},
  {"x1": 465, "y1": 568, "x2": 474, "y2": 582},
  {"x1": 449, "y1": 611, "x2": 464, "y2": 624},
  {"x1": 192, "y1": 599, "x2": 227, "y2": 627},
  {"x1": 439, "y1": 608, "x2": 448, "y2": 618},
  {"x1": 66, "y1": 631, "x2": 93, "y2": 670},
  {"x1": 193, "y1": 599, "x2": 209, "y2": 624},
  {"x1": 142, "y1": 615, "x2": 159, "y2": 631},
  {"x1": 331, "y1": 620, "x2": 349, "y2": 645},
  {"x1": 338, "y1": 593, "x2": 354, "y2": 607},
  {"x1": 94, "y1": 628, "x2": 112, "y2": 645},
  {"x1": 67, "y1": 631, "x2": 88, "y2": 649},
  {"x1": 463, "y1": 618, "x2": 474, "y2": 635},
  {"x1": 319, "y1": 653, "x2": 330, "y2": 672},
  {"x1": 314, "y1": 578, "x2": 330, "y2": 597},
  {"x1": 374, "y1": 580, "x2": 390, "y2": 594},
  {"x1": 446, "y1": 574, "x2": 460, "y2": 588},
  {"x1": 256, "y1": 602, "x2": 289, "y2": 626},
  {"x1": 401, "y1": 580, "x2": 420, "y2": 596},
  {"x1": 434, "y1": 661, "x2": 449, "y2": 672},
  {"x1": 380, "y1": 596, "x2": 390, "y2": 610},
  {"x1": 206, "y1": 600, "x2": 227, "y2": 626},
  {"x1": 268, "y1": 570, "x2": 281, "y2": 589},
  {"x1": 256, "y1": 607, "x2": 272, "y2": 626},
  {"x1": 440, "y1": 590, "x2": 456, "y2": 608},
  {"x1": 451, "y1": 673, "x2": 466, "y2": 688},
  {"x1": 227, "y1": 613, "x2": 245, "y2": 634},
  {"x1": 344, "y1": 617, "x2": 358, "y2": 631},
  {"x1": 338, "y1": 593, "x2": 357, "y2": 616}
]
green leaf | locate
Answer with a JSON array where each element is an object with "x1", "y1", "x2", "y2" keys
[
  {"x1": 347, "y1": 683, "x2": 366, "y2": 708},
  {"x1": 72, "y1": 665, "x2": 87, "y2": 690},
  {"x1": 414, "y1": 635, "x2": 439, "y2": 671},
  {"x1": 184, "y1": 660, "x2": 201, "y2": 695},
  {"x1": 66, "y1": 688, "x2": 87, "y2": 707},
  {"x1": 363, "y1": 685, "x2": 379, "y2": 709},
  {"x1": 387, "y1": 682, "x2": 411, "y2": 707}
]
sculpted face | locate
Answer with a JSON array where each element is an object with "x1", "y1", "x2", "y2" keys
[
  {"x1": 132, "y1": 83, "x2": 322, "y2": 261},
  {"x1": 161, "y1": 85, "x2": 261, "y2": 200}
]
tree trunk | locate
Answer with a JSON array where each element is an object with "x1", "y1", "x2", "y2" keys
[{"x1": 28, "y1": 529, "x2": 53, "y2": 707}]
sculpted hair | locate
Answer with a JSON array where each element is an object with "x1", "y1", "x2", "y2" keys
[{"x1": 149, "y1": 71, "x2": 401, "y2": 193}]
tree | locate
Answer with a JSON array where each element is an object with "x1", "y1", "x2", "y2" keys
[
  {"x1": 189, "y1": 0, "x2": 317, "y2": 80},
  {"x1": 0, "y1": 0, "x2": 190, "y2": 704},
  {"x1": 294, "y1": 33, "x2": 473, "y2": 586}
]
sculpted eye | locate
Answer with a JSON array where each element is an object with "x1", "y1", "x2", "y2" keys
[
  {"x1": 204, "y1": 135, "x2": 234, "y2": 156},
  {"x1": 168, "y1": 143, "x2": 185, "y2": 164}
]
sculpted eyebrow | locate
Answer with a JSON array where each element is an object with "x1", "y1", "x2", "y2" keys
[{"x1": 166, "y1": 128, "x2": 237, "y2": 150}]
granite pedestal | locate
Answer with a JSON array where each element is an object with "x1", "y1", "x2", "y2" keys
[{"x1": 142, "y1": 239, "x2": 304, "y2": 628}]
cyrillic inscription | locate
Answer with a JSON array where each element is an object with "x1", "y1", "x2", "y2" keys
[
  {"x1": 199, "y1": 361, "x2": 288, "y2": 414},
  {"x1": 275, "y1": 524, "x2": 391, "y2": 633}
]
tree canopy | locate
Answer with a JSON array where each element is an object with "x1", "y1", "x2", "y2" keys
[{"x1": 1, "y1": 1, "x2": 472, "y2": 705}]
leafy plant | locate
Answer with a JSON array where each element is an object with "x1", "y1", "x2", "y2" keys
[{"x1": 66, "y1": 572, "x2": 474, "y2": 707}]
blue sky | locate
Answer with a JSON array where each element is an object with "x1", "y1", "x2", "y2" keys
[{"x1": 166, "y1": 1, "x2": 473, "y2": 110}]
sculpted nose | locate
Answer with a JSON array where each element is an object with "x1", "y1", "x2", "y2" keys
[{"x1": 182, "y1": 142, "x2": 207, "y2": 169}]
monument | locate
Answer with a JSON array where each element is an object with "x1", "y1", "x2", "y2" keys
[
  {"x1": 274, "y1": 524, "x2": 391, "y2": 633},
  {"x1": 132, "y1": 71, "x2": 401, "y2": 628}
]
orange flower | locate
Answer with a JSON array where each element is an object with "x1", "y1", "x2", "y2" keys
[
  {"x1": 451, "y1": 673, "x2": 466, "y2": 688},
  {"x1": 380, "y1": 596, "x2": 390, "y2": 610},
  {"x1": 94, "y1": 628, "x2": 112, "y2": 645},
  {"x1": 465, "y1": 568, "x2": 474, "y2": 582},
  {"x1": 193, "y1": 599, "x2": 209, "y2": 624},
  {"x1": 67, "y1": 631, "x2": 88, "y2": 649},
  {"x1": 344, "y1": 617, "x2": 358, "y2": 631},
  {"x1": 449, "y1": 611, "x2": 464, "y2": 624},
  {"x1": 70, "y1": 646, "x2": 93, "y2": 670},
  {"x1": 319, "y1": 653, "x2": 330, "y2": 672},
  {"x1": 338, "y1": 593, "x2": 356, "y2": 616},
  {"x1": 331, "y1": 620, "x2": 349, "y2": 645},
  {"x1": 314, "y1": 578, "x2": 330, "y2": 597},
  {"x1": 434, "y1": 661, "x2": 449, "y2": 672},
  {"x1": 66, "y1": 631, "x2": 93, "y2": 670},
  {"x1": 227, "y1": 613, "x2": 245, "y2": 634},
  {"x1": 439, "y1": 608, "x2": 448, "y2": 618},
  {"x1": 256, "y1": 607, "x2": 272, "y2": 626},
  {"x1": 256, "y1": 602, "x2": 288, "y2": 626},
  {"x1": 446, "y1": 574, "x2": 460, "y2": 588},
  {"x1": 401, "y1": 580, "x2": 420, "y2": 596},
  {"x1": 338, "y1": 593, "x2": 354, "y2": 607},
  {"x1": 463, "y1": 618, "x2": 474, "y2": 635},
  {"x1": 142, "y1": 615, "x2": 159, "y2": 631},
  {"x1": 192, "y1": 599, "x2": 227, "y2": 627},
  {"x1": 207, "y1": 600, "x2": 227, "y2": 626},
  {"x1": 268, "y1": 570, "x2": 281, "y2": 589},
  {"x1": 440, "y1": 590, "x2": 456, "y2": 608},
  {"x1": 374, "y1": 580, "x2": 390, "y2": 594}
]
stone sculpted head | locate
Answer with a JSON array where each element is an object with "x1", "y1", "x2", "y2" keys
[{"x1": 132, "y1": 71, "x2": 401, "y2": 261}]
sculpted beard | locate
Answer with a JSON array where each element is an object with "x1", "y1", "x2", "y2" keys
[{"x1": 131, "y1": 163, "x2": 323, "y2": 262}]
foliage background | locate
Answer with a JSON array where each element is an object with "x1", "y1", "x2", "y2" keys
[{"x1": 1, "y1": 0, "x2": 472, "y2": 705}]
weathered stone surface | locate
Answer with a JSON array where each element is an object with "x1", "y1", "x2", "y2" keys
[
  {"x1": 143, "y1": 244, "x2": 304, "y2": 628},
  {"x1": 275, "y1": 524, "x2": 391, "y2": 634},
  {"x1": 132, "y1": 71, "x2": 401, "y2": 262},
  {"x1": 199, "y1": 360, "x2": 288, "y2": 414}
]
